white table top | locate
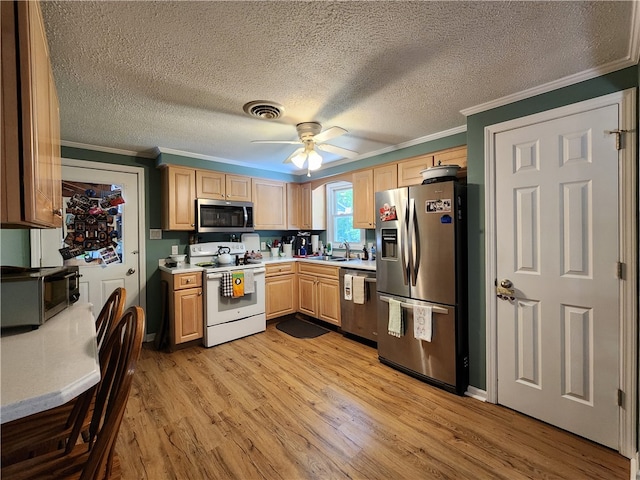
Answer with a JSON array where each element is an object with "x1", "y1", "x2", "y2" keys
[{"x1": 0, "y1": 303, "x2": 100, "y2": 424}]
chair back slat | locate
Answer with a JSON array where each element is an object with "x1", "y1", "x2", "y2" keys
[
  {"x1": 78, "y1": 306, "x2": 145, "y2": 480},
  {"x1": 95, "y1": 288, "x2": 126, "y2": 350}
]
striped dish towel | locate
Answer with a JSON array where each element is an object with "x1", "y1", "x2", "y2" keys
[
  {"x1": 220, "y1": 272, "x2": 233, "y2": 297},
  {"x1": 388, "y1": 298, "x2": 403, "y2": 337}
]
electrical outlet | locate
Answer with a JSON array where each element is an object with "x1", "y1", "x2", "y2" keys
[
  {"x1": 260, "y1": 241, "x2": 266, "y2": 251},
  {"x1": 149, "y1": 229, "x2": 162, "y2": 240},
  {"x1": 171, "y1": 245, "x2": 179, "y2": 255}
]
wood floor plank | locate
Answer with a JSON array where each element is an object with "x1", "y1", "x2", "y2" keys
[{"x1": 115, "y1": 322, "x2": 629, "y2": 479}]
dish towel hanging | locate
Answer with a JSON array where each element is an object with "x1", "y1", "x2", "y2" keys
[
  {"x1": 232, "y1": 271, "x2": 244, "y2": 298},
  {"x1": 352, "y1": 276, "x2": 365, "y2": 304},
  {"x1": 413, "y1": 305, "x2": 433, "y2": 342},
  {"x1": 343, "y1": 274, "x2": 353, "y2": 301},
  {"x1": 388, "y1": 298, "x2": 403, "y2": 337},
  {"x1": 243, "y1": 269, "x2": 255, "y2": 294},
  {"x1": 220, "y1": 272, "x2": 233, "y2": 297}
]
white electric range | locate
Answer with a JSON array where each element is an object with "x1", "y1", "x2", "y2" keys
[{"x1": 189, "y1": 242, "x2": 266, "y2": 347}]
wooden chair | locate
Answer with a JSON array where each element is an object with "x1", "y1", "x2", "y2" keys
[
  {"x1": 1, "y1": 305, "x2": 146, "y2": 480},
  {"x1": 1, "y1": 288, "x2": 127, "y2": 466}
]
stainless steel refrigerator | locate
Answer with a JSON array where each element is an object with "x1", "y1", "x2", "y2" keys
[{"x1": 375, "y1": 180, "x2": 468, "y2": 394}]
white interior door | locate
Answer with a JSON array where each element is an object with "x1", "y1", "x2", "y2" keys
[
  {"x1": 495, "y1": 104, "x2": 620, "y2": 449},
  {"x1": 34, "y1": 165, "x2": 142, "y2": 315}
]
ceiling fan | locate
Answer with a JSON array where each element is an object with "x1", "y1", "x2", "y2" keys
[{"x1": 251, "y1": 122, "x2": 359, "y2": 175}]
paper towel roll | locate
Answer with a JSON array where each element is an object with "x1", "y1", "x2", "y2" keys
[{"x1": 311, "y1": 235, "x2": 319, "y2": 254}]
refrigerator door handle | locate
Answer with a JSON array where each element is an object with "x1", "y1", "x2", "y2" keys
[
  {"x1": 401, "y1": 197, "x2": 410, "y2": 285},
  {"x1": 379, "y1": 295, "x2": 448, "y2": 315},
  {"x1": 410, "y1": 198, "x2": 421, "y2": 286}
]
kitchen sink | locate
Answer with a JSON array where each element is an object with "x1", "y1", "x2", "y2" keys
[{"x1": 305, "y1": 256, "x2": 353, "y2": 262}]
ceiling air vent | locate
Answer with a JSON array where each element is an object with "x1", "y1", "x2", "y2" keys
[{"x1": 243, "y1": 101, "x2": 284, "y2": 120}]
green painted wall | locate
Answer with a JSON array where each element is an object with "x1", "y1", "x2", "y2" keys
[
  {"x1": 0, "y1": 230, "x2": 31, "y2": 266},
  {"x1": 465, "y1": 65, "x2": 638, "y2": 389}
]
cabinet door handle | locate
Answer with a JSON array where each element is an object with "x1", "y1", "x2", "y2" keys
[
  {"x1": 185, "y1": 278, "x2": 192, "y2": 283},
  {"x1": 53, "y1": 208, "x2": 63, "y2": 217}
]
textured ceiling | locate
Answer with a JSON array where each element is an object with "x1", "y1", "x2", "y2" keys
[{"x1": 40, "y1": 1, "x2": 636, "y2": 174}]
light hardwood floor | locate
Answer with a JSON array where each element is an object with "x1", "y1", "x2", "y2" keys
[{"x1": 116, "y1": 321, "x2": 628, "y2": 479}]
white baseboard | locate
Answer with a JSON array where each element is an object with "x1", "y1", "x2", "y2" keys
[
  {"x1": 631, "y1": 453, "x2": 639, "y2": 480},
  {"x1": 465, "y1": 386, "x2": 487, "y2": 402}
]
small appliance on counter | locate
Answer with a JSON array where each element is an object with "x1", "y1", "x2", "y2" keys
[
  {"x1": 293, "y1": 232, "x2": 311, "y2": 256},
  {"x1": 1, "y1": 266, "x2": 80, "y2": 329}
]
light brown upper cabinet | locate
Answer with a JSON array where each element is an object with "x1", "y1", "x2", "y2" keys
[
  {"x1": 196, "y1": 170, "x2": 251, "y2": 202},
  {"x1": 286, "y1": 182, "x2": 303, "y2": 230},
  {"x1": 252, "y1": 178, "x2": 287, "y2": 230},
  {"x1": 396, "y1": 146, "x2": 468, "y2": 186},
  {"x1": 374, "y1": 164, "x2": 398, "y2": 193},
  {"x1": 161, "y1": 165, "x2": 196, "y2": 231},
  {"x1": 352, "y1": 169, "x2": 375, "y2": 229},
  {"x1": 397, "y1": 154, "x2": 434, "y2": 187},
  {"x1": 287, "y1": 182, "x2": 325, "y2": 231},
  {"x1": 2, "y1": 0, "x2": 62, "y2": 228},
  {"x1": 433, "y1": 145, "x2": 468, "y2": 177}
]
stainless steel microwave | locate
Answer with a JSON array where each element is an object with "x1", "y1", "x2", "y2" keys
[
  {"x1": 196, "y1": 199, "x2": 254, "y2": 233},
  {"x1": 1, "y1": 266, "x2": 80, "y2": 329}
]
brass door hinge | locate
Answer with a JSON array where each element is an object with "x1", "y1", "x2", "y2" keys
[
  {"x1": 605, "y1": 129, "x2": 629, "y2": 151},
  {"x1": 617, "y1": 262, "x2": 625, "y2": 280}
]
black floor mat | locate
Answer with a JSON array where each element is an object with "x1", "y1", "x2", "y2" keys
[{"x1": 276, "y1": 317, "x2": 329, "y2": 339}]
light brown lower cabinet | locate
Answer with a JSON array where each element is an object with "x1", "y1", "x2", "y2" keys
[
  {"x1": 161, "y1": 271, "x2": 203, "y2": 349},
  {"x1": 265, "y1": 262, "x2": 297, "y2": 320},
  {"x1": 296, "y1": 262, "x2": 341, "y2": 326}
]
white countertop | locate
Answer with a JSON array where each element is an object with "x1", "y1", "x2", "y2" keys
[
  {"x1": 159, "y1": 256, "x2": 377, "y2": 273},
  {"x1": 0, "y1": 303, "x2": 100, "y2": 424}
]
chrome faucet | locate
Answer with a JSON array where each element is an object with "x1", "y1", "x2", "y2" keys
[{"x1": 343, "y1": 241, "x2": 350, "y2": 259}]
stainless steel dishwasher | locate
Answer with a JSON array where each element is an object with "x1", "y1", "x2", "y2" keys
[{"x1": 339, "y1": 268, "x2": 378, "y2": 343}]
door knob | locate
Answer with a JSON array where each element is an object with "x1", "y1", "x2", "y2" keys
[
  {"x1": 497, "y1": 279, "x2": 515, "y2": 301},
  {"x1": 127, "y1": 268, "x2": 136, "y2": 275}
]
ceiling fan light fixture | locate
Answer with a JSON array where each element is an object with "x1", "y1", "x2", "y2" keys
[
  {"x1": 291, "y1": 151, "x2": 307, "y2": 169},
  {"x1": 307, "y1": 149, "x2": 322, "y2": 170}
]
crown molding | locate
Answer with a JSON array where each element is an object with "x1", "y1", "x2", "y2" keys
[
  {"x1": 61, "y1": 140, "x2": 157, "y2": 159},
  {"x1": 65, "y1": 124, "x2": 467, "y2": 177},
  {"x1": 153, "y1": 146, "x2": 293, "y2": 173},
  {"x1": 318, "y1": 124, "x2": 468, "y2": 172},
  {"x1": 460, "y1": 58, "x2": 637, "y2": 117}
]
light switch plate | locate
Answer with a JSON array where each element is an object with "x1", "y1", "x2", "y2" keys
[
  {"x1": 150, "y1": 229, "x2": 162, "y2": 240},
  {"x1": 171, "y1": 245, "x2": 179, "y2": 255}
]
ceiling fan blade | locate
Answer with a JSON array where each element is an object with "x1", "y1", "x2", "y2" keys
[
  {"x1": 251, "y1": 140, "x2": 301, "y2": 145},
  {"x1": 313, "y1": 126, "x2": 347, "y2": 144},
  {"x1": 283, "y1": 147, "x2": 305, "y2": 164},
  {"x1": 316, "y1": 143, "x2": 359, "y2": 159}
]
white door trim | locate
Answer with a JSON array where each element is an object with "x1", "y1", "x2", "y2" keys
[
  {"x1": 62, "y1": 158, "x2": 147, "y2": 321},
  {"x1": 484, "y1": 89, "x2": 637, "y2": 458}
]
